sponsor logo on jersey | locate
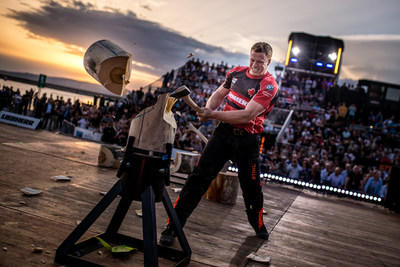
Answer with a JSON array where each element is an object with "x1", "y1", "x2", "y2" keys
[
  {"x1": 228, "y1": 92, "x2": 248, "y2": 107},
  {"x1": 262, "y1": 91, "x2": 273, "y2": 97},
  {"x1": 266, "y1": 84, "x2": 274, "y2": 91},
  {"x1": 248, "y1": 88, "x2": 256, "y2": 97},
  {"x1": 232, "y1": 78, "x2": 238, "y2": 84}
]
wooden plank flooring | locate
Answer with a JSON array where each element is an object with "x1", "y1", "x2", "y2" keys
[{"x1": 0, "y1": 123, "x2": 399, "y2": 267}]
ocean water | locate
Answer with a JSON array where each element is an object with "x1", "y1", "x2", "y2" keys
[{"x1": 1, "y1": 79, "x2": 94, "y2": 105}]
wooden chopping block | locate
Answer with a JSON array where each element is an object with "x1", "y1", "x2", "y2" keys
[
  {"x1": 170, "y1": 150, "x2": 201, "y2": 175},
  {"x1": 204, "y1": 171, "x2": 239, "y2": 205},
  {"x1": 84, "y1": 39, "x2": 131, "y2": 95},
  {"x1": 128, "y1": 93, "x2": 177, "y2": 154},
  {"x1": 98, "y1": 144, "x2": 123, "y2": 168}
]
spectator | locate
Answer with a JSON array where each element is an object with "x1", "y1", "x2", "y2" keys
[
  {"x1": 364, "y1": 170, "x2": 383, "y2": 197},
  {"x1": 101, "y1": 122, "x2": 116, "y2": 144},
  {"x1": 345, "y1": 165, "x2": 363, "y2": 191},
  {"x1": 286, "y1": 159, "x2": 302, "y2": 179},
  {"x1": 327, "y1": 167, "x2": 345, "y2": 188}
]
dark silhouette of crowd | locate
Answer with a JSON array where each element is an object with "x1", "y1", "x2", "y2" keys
[{"x1": 1, "y1": 58, "x2": 399, "y2": 201}]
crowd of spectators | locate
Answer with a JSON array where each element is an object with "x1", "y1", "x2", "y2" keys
[{"x1": 1, "y1": 58, "x2": 399, "y2": 201}]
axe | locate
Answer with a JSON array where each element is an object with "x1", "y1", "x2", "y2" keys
[
  {"x1": 188, "y1": 122, "x2": 233, "y2": 165},
  {"x1": 188, "y1": 122, "x2": 208, "y2": 144},
  {"x1": 170, "y1": 85, "x2": 202, "y2": 113}
]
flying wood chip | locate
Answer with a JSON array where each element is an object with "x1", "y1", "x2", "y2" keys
[{"x1": 186, "y1": 53, "x2": 194, "y2": 58}]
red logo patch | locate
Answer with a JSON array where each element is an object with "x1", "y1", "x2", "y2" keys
[{"x1": 248, "y1": 88, "x2": 256, "y2": 97}]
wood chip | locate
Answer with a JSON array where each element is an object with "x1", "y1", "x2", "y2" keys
[
  {"x1": 21, "y1": 187, "x2": 42, "y2": 196},
  {"x1": 51, "y1": 175, "x2": 73, "y2": 181},
  {"x1": 246, "y1": 252, "x2": 271, "y2": 263},
  {"x1": 186, "y1": 53, "x2": 194, "y2": 58},
  {"x1": 3, "y1": 247, "x2": 7, "y2": 252},
  {"x1": 135, "y1": 209, "x2": 142, "y2": 217},
  {"x1": 172, "y1": 187, "x2": 182, "y2": 193},
  {"x1": 32, "y1": 247, "x2": 43, "y2": 253}
]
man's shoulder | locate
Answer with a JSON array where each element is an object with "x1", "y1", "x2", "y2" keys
[{"x1": 227, "y1": 66, "x2": 248, "y2": 76}]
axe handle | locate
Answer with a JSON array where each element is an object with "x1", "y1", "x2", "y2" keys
[
  {"x1": 182, "y1": 95, "x2": 203, "y2": 113},
  {"x1": 188, "y1": 122, "x2": 208, "y2": 144}
]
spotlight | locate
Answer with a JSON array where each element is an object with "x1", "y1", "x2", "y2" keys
[
  {"x1": 322, "y1": 185, "x2": 326, "y2": 190},
  {"x1": 317, "y1": 185, "x2": 321, "y2": 190},
  {"x1": 349, "y1": 192, "x2": 353, "y2": 196},
  {"x1": 301, "y1": 182, "x2": 306, "y2": 186},
  {"x1": 290, "y1": 58, "x2": 298, "y2": 63},
  {"x1": 361, "y1": 194, "x2": 365, "y2": 199},
  {"x1": 316, "y1": 62, "x2": 323, "y2": 67},
  {"x1": 333, "y1": 188, "x2": 337, "y2": 192},
  {"x1": 328, "y1": 52, "x2": 337, "y2": 61},
  {"x1": 292, "y1": 46, "x2": 300, "y2": 56},
  {"x1": 326, "y1": 63, "x2": 334, "y2": 68},
  {"x1": 378, "y1": 198, "x2": 382, "y2": 202},
  {"x1": 357, "y1": 193, "x2": 361, "y2": 197},
  {"x1": 283, "y1": 178, "x2": 287, "y2": 182}
]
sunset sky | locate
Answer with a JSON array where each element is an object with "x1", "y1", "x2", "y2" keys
[{"x1": 1, "y1": 0, "x2": 400, "y2": 91}]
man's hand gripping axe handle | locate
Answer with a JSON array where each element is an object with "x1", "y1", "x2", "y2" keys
[{"x1": 170, "y1": 85, "x2": 202, "y2": 113}]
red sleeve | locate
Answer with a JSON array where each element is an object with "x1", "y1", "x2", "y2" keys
[{"x1": 252, "y1": 77, "x2": 279, "y2": 109}]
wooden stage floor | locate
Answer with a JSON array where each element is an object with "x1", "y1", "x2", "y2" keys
[{"x1": 0, "y1": 123, "x2": 399, "y2": 266}]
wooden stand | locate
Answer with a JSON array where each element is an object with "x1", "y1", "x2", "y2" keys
[{"x1": 204, "y1": 171, "x2": 239, "y2": 205}]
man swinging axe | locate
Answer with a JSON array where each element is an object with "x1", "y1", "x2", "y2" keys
[{"x1": 162, "y1": 42, "x2": 280, "y2": 246}]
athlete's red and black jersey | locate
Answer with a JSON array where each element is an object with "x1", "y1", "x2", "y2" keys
[{"x1": 223, "y1": 66, "x2": 280, "y2": 134}]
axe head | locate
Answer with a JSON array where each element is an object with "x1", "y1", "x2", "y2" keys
[{"x1": 170, "y1": 85, "x2": 190, "y2": 98}]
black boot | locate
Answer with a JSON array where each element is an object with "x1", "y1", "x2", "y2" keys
[
  {"x1": 255, "y1": 224, "x2": 269, "y2": 240},
  {"x1": 160, "y1": 225, "x2": 176, "y2": 246}
]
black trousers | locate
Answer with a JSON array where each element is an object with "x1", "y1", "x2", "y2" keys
[{"x1": 173, "y1": 123, "x2": 265, "y2": 232}]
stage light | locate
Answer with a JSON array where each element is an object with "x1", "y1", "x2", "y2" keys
[
  {"x1": 334, "y1": 48, "x2": 342, "y2": 74},
  {"x1": 328, "y1": 52, "x2": 337, "y2": 61},
  {"x1": 285, "y1": 40, "x2": 293, "y2": 66},
  {"x1": 317, "y1": 185, "x2": 321, "y2": 190},
  {"x1": 378, "y1": 198, "x2": 381, "y2": 202},
  {"x1": 290, "y1": 58, "x2": 298, "y2": 63},
  {"x1": 326, "y1": 63, "x2": 333, "y2": 68},
  {"x1": 292, "y1": 46, "x2": 300, "y2": 56},
  {"x1": 361, "y1": 194, "x2": 365, "y2": 199},
  {"x1": 357, "y1": 193, "x2": 361, "y2": 198},
  {"x1": 345, "y1": 190, "x2": 349, "y2": 195},
  {"x1": 316, "y1": 62, "x2": 323, "y2": 67},
  {"x1": 349, "y1": 192, "x2": 353, "y2": 196}
]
